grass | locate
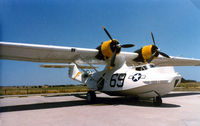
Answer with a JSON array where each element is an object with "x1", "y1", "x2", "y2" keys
[
  {"x1": 0, "y1": 85, "x2": 89, "y2": 95},
  {"x1": 1, "y1": 82, "x2": 200, "y2": 95},
  {"x1": 174, "y1": 82, "x2": 200, "y2": 91}
]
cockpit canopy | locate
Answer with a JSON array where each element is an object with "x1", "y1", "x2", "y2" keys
[{"x1": 135, "y1": 64, "x2": 156, "y2": 71}]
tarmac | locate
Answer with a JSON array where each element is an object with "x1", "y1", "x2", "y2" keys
[{"x1": 0, "y1": 91, "x2": 200, "y2": 126}]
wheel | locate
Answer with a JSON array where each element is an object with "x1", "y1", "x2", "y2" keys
[
  {"x1": 153, "y1": 96, "x2": 162, "y2": 106},
  {"x1": 86, "y1": 91, "x2": 96, "y2": 104}
]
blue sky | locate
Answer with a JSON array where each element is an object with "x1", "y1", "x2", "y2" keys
[{"x1": 1, "y1": 0, "x2": 200, "y2": 86}]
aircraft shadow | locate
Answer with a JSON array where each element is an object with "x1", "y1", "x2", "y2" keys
[
  {"x1": 3, "y1": 92, "x2": 196, "y2": 113},
  {"x1": 83, "y1": 97, "x2": 180, "y2": 108},
  {"x1": 0, "y1": 99, "x2": 87, "y2": 113},
  {"x1": 66, "y1": 93, "x2": 181, "y2": 108}
]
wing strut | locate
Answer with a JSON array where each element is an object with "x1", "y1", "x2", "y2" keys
[
  {"x1": 78, "y1": 55, "x2": 99, "y2": 72},
  {"x1": 77, "y1": 55, "x2": 109, "y2": 90}
]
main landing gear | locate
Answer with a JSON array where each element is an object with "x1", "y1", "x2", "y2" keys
[
  {"x1": 86, "y1": 91, "x2": 96, "y2": 104},
  {"x1": 153, "y1": 96, "x2": 162, "y2": 106}
]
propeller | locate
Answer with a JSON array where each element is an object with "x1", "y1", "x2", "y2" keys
[
  {"x1": 147, "y1": 32, "x2": 170, "y2": 63},
  {"x1": 102, "y1": 26, "x2": 113, "y2": 40},
  {"x1": 102, "y1": 26, "x2": 135, "y2": 68},
  {"x1": 151, "y1": 32, "x2": 156, "y2": 45}
]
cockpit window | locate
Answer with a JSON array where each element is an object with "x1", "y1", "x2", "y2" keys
[
  {"x1": 135, "y1": 66, "x2": 147, "y2": 71},
  {"x1": 143, "y1": 66, "x2": 147, "y2": 70},
  {"x1": 150, "y1": 64, "x2": 155, "y2": 68},
  {"x1": 135, "y1": 67, "x2": 142, "y2": 71},
  {"x1": 135, "y1": 64, "x2": 156, "y2": 71}
]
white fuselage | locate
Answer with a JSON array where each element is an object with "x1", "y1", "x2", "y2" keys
[{"x1": 86, "y1": 57, "x2": 182, "y2": 98}]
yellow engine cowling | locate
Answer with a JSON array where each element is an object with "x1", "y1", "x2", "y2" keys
[
  {"x1": 134, "y1": 45, "x2": 158, "y2": 62},
  {"x1": 101, "y1": 40, "x2": 113, "y2": 59},
  {"x1": 95, "y1": 40, "x2": 121, "y2": 60},
  {"x1": 141, "y1": 45, "x2": 153, "y2": 60}
]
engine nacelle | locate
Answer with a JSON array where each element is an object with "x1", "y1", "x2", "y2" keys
[
  {"x1": 95, "y1": 40, "x2": 121, "y2": 60},
  {"x1": 134, "y1": 45, "x2": 159, "y2": 62}
]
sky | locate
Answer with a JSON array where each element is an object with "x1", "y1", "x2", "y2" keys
[{"x1": 0, "y1": 0, "x2": 200, "y2": 86}]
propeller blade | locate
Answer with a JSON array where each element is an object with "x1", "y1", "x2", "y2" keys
[
  {"x1": 102, "y1": 26, "x2": 113, "y2": 40},
  {"x1": 110, "y1": 49, "x2": 117, "y2": 67},
  {"x1": 147, "y1": 51, "x2": 157, "y2": 63},
  {"x1": 121, "y1": 44, "x2": 135, "y2": 48},
  {"x1": 151, "y1": 32, "x2": 156, "y2": 45},
  {"x1": 158, "y1": 51, "x2": 170, "y2": 58}
]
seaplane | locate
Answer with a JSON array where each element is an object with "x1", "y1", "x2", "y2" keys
[{"x1": 1, "y1": 26, "x2": 200, "y2": 106}]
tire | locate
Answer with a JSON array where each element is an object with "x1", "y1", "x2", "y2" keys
[
  {"x1": 153, "y1": 96, "x2": 162, "y2": 106},
  {"x1": 86, "y1": 91, "x2": 96, "y2": 104}
]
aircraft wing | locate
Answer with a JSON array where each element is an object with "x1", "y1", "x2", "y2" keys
[
  {"x1": 0, "y1": 42, "x2": 103, "y2": 64},
  {"x1": 151, "y1": 56, "x2": 200, "y2": 66},
  {"x1": 1, "y1": 42, "x2": 200, "y2": 67},
  {"x1": 0, "y1": 42, "x2": 137, "y2": 65}
]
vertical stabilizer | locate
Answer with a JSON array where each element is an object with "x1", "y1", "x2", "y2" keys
[{"x1": 68, "y1": 64, "x2": 83, "y2": 83}]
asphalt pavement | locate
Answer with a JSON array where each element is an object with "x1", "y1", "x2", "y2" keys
[{"x1": 0, "y1": 91, "x2": 200, "y2": 126}]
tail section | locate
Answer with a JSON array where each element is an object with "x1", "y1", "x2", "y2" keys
[{"x1": 68, "y1": 64, "x2": 83, "y2": 82}]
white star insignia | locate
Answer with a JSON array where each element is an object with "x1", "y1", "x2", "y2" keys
[{"x1": 132, "y1": 73, "x2": 141, "y2": 82}]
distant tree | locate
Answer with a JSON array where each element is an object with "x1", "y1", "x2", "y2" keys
[
  {"x1": 181, "y1": 78, "x2": 196, "y2": 83},
  {"x1": 79, "y1": 83, "x2": 86, "y2": 86}
]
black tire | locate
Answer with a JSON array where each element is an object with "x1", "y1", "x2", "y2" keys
[
  {"x1": 153, "y1": 96, "x2": 162, "y2": 106},
  {"x1": 86, "y1": 91, "x2": 96, "y2": 104}
]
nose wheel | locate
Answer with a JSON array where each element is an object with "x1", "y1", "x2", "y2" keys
[
  {"x1": 153, "y1": 96, "x2": 162, "y2": 106},
  {"x1": 86, "y1": 91, "x2": 96, "y2": 104}
]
